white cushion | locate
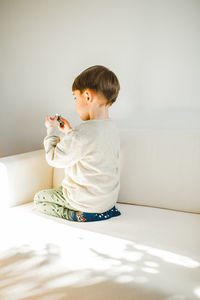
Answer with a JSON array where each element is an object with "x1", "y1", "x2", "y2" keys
[
  {"x1": 53, "y1": 129, "x2": 200, "y2": 213},
  {"x1": 4, "y1": 202, "x2": 199, "y2": 300},
  {"x1": 0, "y1": 149, "x2": 53, "y2": 207}
]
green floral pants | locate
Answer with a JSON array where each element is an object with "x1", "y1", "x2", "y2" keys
[
  {"x1": 33, "y1": 186, "x2": 121, "y2": 222},
  {"x1": 34, "y1": 186, "x2": 77, "y2": 221}
]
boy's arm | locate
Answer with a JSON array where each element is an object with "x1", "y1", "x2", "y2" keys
[{"x1": 43, "y1": 126, "x2": 82, "y2": 168}]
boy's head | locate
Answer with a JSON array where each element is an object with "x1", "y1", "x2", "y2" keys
[{"x1": 72, "y1": 65, "x2": 120, "y2": 121}]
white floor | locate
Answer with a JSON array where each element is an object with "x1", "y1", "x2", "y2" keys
[{"x1": 0, "y1": 202, "x2": 200, "y2": 300}]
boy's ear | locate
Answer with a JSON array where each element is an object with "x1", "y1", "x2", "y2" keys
[{"x1": 85, "y1": 89, "x2": 94, "y2": 101}]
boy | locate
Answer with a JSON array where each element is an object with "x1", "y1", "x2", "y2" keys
[{"x1": 34, "y1": 65, "x2": 121, "y2": 222}]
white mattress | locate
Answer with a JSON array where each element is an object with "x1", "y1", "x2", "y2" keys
[{"x1": 0, "y1": 202, "x2": 199, "y2": 300}]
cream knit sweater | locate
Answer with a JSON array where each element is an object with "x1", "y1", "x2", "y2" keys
[{"x1": 43, "y1": 118, "x2": 120, "y2": 213}]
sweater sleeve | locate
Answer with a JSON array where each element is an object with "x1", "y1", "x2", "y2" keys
[{"x1": 43, "y1": 126, "x2": 82, "y2": 168}]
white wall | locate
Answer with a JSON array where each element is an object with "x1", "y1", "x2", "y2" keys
[{"x1": 1, "y1": 0, "x2": 199, "y2": 157}]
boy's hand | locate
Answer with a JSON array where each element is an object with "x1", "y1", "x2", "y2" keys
[
  {"x1": 45, "y1": 115, "x2": 57, "y2": 128},
  {"x1": 56, "y1": 116, "x2": 72, "y2": 133},
  {"x1": 45, "y1": 115, "x2": 72, "y2": 133}
]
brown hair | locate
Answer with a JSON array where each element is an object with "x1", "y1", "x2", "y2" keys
[{"x1": 72, "y1": 65, "x2": 120, "y2": 106}]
